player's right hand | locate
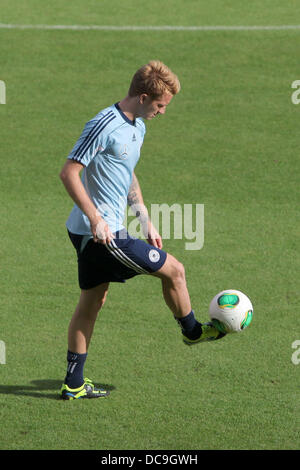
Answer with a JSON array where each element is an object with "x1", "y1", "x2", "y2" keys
[{"x1": 91, "y1": 218, "x2": 115, "y2": 245}]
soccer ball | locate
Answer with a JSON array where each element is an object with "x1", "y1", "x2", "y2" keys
[{"x1": 209, "y1": 289, "x2": 253, "y2": 334}]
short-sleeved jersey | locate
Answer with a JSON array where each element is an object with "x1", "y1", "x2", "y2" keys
[{"x1": 66, "y1": 103, "x2": 146, "y2": 235}]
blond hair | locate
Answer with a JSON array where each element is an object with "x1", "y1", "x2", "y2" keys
[{"x1": 128, "y1": 60, "x2": 180, "y2": 99}]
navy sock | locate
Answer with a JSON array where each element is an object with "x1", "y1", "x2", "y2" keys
[
  {"x1": 175, "y1": 310, "x2": 202, "y2": 340},
  {"x1": 64, "y1": 350, "x2": 87, "y2": 389}
]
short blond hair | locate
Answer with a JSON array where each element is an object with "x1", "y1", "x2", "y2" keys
[{"x1": 128, "y1": 60, "x2": 180, "y2": 99}]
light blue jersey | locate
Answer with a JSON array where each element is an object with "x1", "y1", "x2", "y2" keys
[{"x1": 66, "y1": 103, "x2": 146, "y2": 235}]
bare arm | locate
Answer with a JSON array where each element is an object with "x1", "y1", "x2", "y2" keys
[
  {"x1": 127, "y1": 172, "x2": 162, "y2": 249},
  {"x1": 59, "y1": 159, "x2": 115, "y2": 244}
]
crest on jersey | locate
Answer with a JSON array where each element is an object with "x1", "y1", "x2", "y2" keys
[{"x1": 119, "y1": 144, "x2": 129, "y2": 159}]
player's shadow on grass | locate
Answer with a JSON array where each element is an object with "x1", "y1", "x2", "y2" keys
[{"x1": 0, "y1": 379, "x2": 115, "y2": 400}]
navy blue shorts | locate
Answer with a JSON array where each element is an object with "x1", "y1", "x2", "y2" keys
[{"x1": 68, "y1": 229, "x2": 167, "y2": 289}]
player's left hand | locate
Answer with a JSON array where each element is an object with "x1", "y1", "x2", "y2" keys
[{"x1": 146, "y1": 222, "x2": 163, "y2": 249}]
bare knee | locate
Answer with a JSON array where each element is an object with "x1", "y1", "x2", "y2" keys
[
  {"x1": 78, "y1": 283, "x2": 109, "y2": 317},
  {"x1": 155, "y1": 254, "x2": 186, "y2": 285},
  {"x1": 95, "y1": 290, "x2": 108, "y2": 310},
  {"x1": 170, "y1": 260, "x2": 186, "y2": 284},
  {"x1": 90, "y1": 288, "x2": 109, "y2": 314}
]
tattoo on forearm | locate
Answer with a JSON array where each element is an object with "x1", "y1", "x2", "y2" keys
[
  {"x1": 127, "y1": 189, "x2": 139, "y2": 207},
  {"x1": 127, "y1": 175, "x2": 139, "y2": 206},
  {"x1": 127, "y1": 175, "x2": 149, "y2": 222}
]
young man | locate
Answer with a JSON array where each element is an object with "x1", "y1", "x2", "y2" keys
[{"x1": 59, "y1": 60, "x2": 225, "y2": 400}]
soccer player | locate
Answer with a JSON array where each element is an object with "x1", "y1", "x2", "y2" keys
[{"x1": 59, "y1": 60, "x2": 225, "y2": 400}]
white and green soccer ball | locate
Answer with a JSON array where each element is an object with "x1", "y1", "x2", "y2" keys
[{"x1": 209, "y1": 289, "x2": 253, "y2": 334}]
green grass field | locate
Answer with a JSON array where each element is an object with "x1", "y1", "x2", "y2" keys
[{"x1": 0, "y1": 0, "x2": 299, "y2": 451}]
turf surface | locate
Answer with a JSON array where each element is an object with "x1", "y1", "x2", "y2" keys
[{"x1": 0, "y1": 0, "x2": 299, "y2": 450}]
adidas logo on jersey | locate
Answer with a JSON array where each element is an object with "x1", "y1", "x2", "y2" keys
[{"x1": 132, "y1": 133, "x2": 136, "y2": 142}]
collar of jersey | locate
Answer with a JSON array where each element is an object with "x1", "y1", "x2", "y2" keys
[{"x1": 114, "y1": 102, "x2": 136, "y2": 126}]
